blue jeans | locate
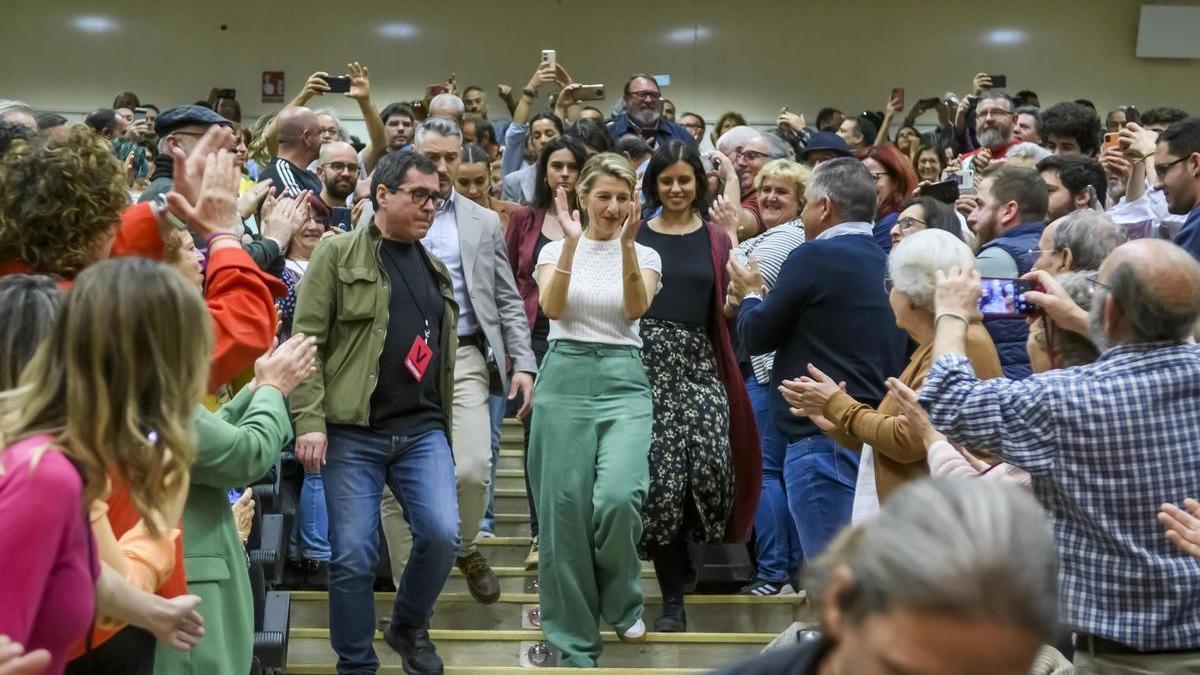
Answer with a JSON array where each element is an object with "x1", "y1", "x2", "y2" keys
[
  {"x1": 479, "y1": 393, "x2": 507, "y2": 535},
  {"x1": 289, "y1": 470, "x2": 331, "y2": 561},
  {"x1": 323, "y1": 426, "x2": 460, "y2": 673},
  {"x1": 783, "y1": 434, "x2": 858, "y2": 560},
  {"x1": 746, "y1": 376, "x2": 802, "y2": 583}
]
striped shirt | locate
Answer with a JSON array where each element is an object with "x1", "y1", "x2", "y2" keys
[
  {"x1": 921, "y1": 345, "x2": 1200, "y2": 650},
  {"x1": 260, "y1": 156, "x2": 322, "y2": 199},
  {"x1": 731, "y1": 219, "x2": 806, "y2": 384}
]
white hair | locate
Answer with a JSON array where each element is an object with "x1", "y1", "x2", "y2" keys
[
  {"x1": 429, "y1": 93, "x2": 465, "y2": 118},
  {"x1": 716, "y1": 125, "x2": 761, "y2": 156},
  {"x1": 810, "y1": 479, "x2": 1058, "y2": 639},
  {"x1": 0, "y1": 99, "x2": 33, "y2": 124},
  {"x1": 888, "y1": 229, "x2": 977, "y2": 310},
  {"x1": 1007, "y1": 141, "x2": 1051, "y2": 164},
  {"x1": 313, "y1": 107, "x2": 349, "y2": 142},
  {"x1": 414, "y1": 117, "x2": 462, "y2": 147}
]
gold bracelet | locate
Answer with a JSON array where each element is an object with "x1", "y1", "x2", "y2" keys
[
  {"x1": 935, "y1": 311, "x2": 970, "y2": 327},
  {"x1": 554, "y1": 267, "x2": 571, "y2": 275}
]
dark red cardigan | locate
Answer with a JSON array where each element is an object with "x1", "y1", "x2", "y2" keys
[
  {"x1": 504, "y1": 205, "x2": 547, "y2": 328},
  {"x1": 703, "y1": 222, "x2": 762, "y2": 543},
  {"x1": 505, "y1": 209, "x2": 761, "y2": 542}
]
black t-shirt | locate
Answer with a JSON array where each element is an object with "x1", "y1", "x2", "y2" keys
[
  {"x1": 370, "y1": 240, "x2": 446, "y2": 435},
  {"x1": 530, "y1": 233, "x2": 553, "y2": 354},
  {"x1": 637, "y1": 225, "x2": 714, "y2": 329},
  {"x1": 259, "y1": 157, "x2": 323, "y2": 199}
]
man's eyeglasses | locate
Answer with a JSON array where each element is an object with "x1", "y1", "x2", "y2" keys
[
  {"x1": 1086, "y1": 272, "x2": 1111, "y2": 295},
  {"x1": 628, "y1": 90, "x2": 661, "y2": 102},
  {"x1": 386, "y1": 186, "x2": 443, "y2": 209},
  {"x1": 322, "y1": 162, "x2": 360, "y2": 175},
  {"x1": 896, "y1": 216, "x2": 925, "y2": 231},
  {"x1": 738, "y1": 150, "x2": 768, "y2": 163},
  {"x1": 1154, "y1": 156, "x2": 1188, "y2": 177}
]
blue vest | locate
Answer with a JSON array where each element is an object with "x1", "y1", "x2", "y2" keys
[{"x1": 978, "y1": 221, "x2": 1044, "y2": 380}]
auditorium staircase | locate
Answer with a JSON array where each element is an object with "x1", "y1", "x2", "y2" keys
[{"x1": 283, "y1": 419, "x2": 809, "y2": 674}]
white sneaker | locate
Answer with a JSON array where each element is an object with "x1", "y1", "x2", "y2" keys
[{"x1": 619, "y1": 618, "x2": 647, "y2": 643}]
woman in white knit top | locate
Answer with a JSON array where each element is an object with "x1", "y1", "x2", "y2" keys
[{"x1": 527, "y1": 153, "x2": 662, "y2": 667}]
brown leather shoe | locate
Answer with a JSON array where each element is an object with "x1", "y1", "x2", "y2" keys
[{"x1": 456, "y1": 552, "x2": 500, "y2": 604}]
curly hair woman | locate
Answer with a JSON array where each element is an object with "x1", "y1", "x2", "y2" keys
[{"x1": 0, "y1": 126, "x2": 129, "y2": 278}]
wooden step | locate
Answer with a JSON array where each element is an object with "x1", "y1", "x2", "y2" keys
[
  {"x1": 497, "y1": 449, "x2": 524, "y2": 471},
  {"x1": 491, "y1": 489, "x2": 529, "y2": 516},
  {"x1": 290, "y1": 591, "x2": 804, "y2": 633},
  {"x1": 442, "y1": 566, "x2": 660, "y2": 596},
  {"x1": 287, "y1": 628, "x2": 774, "y2": 669},
  {"x1": 494, "y1": 468, "x2": 526, "y2": 492},
  {"x1": 480, "y1": 513, "x2": 530, "y2": 538},
  {"x1": 288, "y1": 662, "x2": 700, "y2": 667}
]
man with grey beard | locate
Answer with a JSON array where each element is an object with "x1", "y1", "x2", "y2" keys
[
  {"x1": 918, "y1": 238, "x2": 1200, "y2": 674},
  {"x1": 962, "y1": 90, "x2": 1020, "y2": 166},
  {"x1": 605, "y1": 74, "x2": 696, "y2": 150}
]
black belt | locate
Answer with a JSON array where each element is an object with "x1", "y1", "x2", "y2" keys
[
  {"x1": 1076, "y1": 633, "x2": 1196, "y2": 656},
  {"x1": 459, "y1": 333, "x2": 486, "y2": 350}
]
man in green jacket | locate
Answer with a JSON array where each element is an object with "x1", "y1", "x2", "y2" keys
[{"x1": 290, "y1": 152, "x2": 460, "y2": 675}]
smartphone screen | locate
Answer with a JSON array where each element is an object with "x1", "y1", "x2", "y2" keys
[
  {"x1": 323, "y1": 75, "x2": 351, "y2": 94},
  {"x1": 979, "y1": 277, "x2": 1039, "y2": 318},
  {"x1": 331, "y1": 206, "x2": 352, "y2": 232},
  {"x1": 134, "y1": 107, "x2": 148, "y2": 121}
]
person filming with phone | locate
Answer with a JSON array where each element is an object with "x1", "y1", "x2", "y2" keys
[
  {"x1": 965, "y1": 165, "x2": 1048, "y2": 379},
  {"x1": 918, "y1": 238, "x2": 1200, "y2": 674}
]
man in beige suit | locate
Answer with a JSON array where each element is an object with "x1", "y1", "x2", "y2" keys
[{"x1": 382, "y1": 117, "x2": 536, "y2": 604}]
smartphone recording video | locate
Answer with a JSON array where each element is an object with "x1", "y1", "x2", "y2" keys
[
  {"x1": 979, "y1": 277, "x2": 1041, "y2": 318},
  {"x1": 923, "y1": 180, "x2": 960, "y2": 205},
  {"x1": 332, "y1": 206, "x2": 352, "y2": 232},
  {"x1": 322, "y1": 75, "x2": 352, "y2": 94}
]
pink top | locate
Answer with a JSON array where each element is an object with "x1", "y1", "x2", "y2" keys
[
  {"x1": 926, "y1": 440, "x2": 1032, "y2": 488},
  {"x1": 0, "y1": 436, "x2": 97, "y2": 674}
]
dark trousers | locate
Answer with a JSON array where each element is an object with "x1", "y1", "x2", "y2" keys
[{"x1": 65, "y1": 626, "x2": 156, "y2": 675}]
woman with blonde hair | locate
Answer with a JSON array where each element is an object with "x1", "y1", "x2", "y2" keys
[
  {"x1": 529, "y1": 152, "x2": 662, "y2": 666},
  {"x1": 720, "y1": 158, "x2": 810, "y2": 596},
  {"x1": 0, "y1": 258, "x2": 210, "y2": 673}
]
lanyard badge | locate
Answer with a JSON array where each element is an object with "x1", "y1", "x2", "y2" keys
[{"x1": 405, "y1": 320, "x2": 433, "y2": 382}]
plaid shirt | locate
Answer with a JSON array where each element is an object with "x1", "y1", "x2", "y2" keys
[{"x1": 920, "y1": 344, "x2": 1200, "y2": 650}]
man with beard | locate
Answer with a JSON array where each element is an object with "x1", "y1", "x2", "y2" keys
[
  {"x1": 965, "y1": 165, "x2": 1048, "y2": 379},
  {"x1": 379, "y1": 102, "x2": 417, "y2": 155},
  {"x1": 963, "y1": 91, "x2": 1020, "y2": 167},
  {"x1": 606, "y1": 74, "x2": 695, "y2": 151},
  {"x1": 1153, "y1": 118, "x2": 1200, "y2": 260},
  {"x1": 317, "y1": 141, "x2": 361, "y2": 209},
  {"x1": 920, "y1": 238, "x2": 1200, "y2": 674},
  {"x1": 380, "y1": 117, "x2": 536, "y2": 610}
]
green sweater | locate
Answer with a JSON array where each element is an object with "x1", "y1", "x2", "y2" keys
[{"x1": 154, "y1": 385, "x2": 292, "y2": 675}]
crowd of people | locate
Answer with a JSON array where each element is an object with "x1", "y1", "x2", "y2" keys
[{"x1": 2, "y1": 54, "x2": 1200, "y2": 675}]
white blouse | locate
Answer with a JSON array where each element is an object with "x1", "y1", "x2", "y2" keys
[{"x1": 536, "y1": 236, "x2": 662, "y2": 348}]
